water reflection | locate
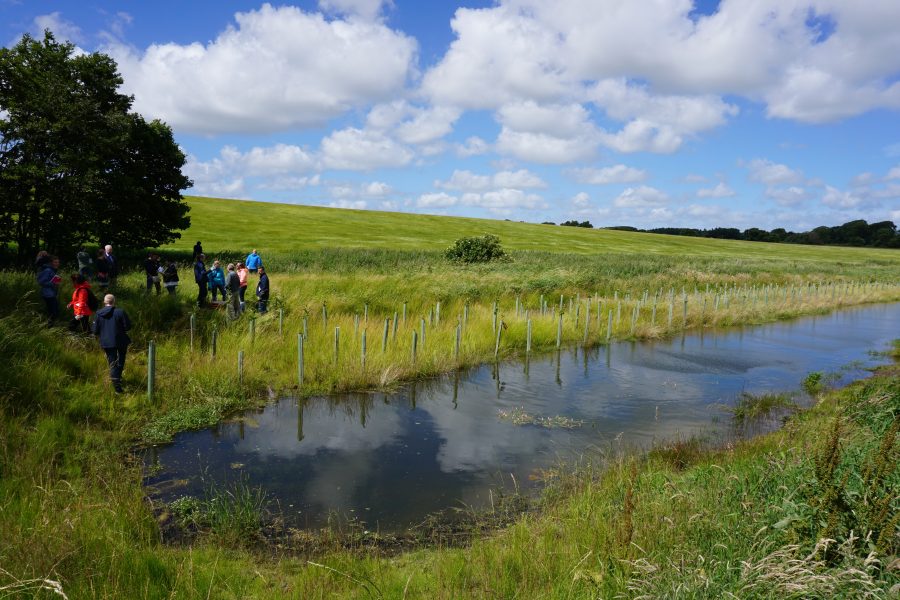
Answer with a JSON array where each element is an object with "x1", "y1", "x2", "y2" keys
[{"x1": 145, "y1": 303, "x2": 900, "y2": 531}]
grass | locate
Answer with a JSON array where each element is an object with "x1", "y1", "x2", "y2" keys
[{"x1": 1, "y1": 196, "x2": 899, "y2": 598}]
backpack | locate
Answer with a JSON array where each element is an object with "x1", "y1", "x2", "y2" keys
[{"x1": 86, "y1": 288, "x2": 99, "y2": 311}]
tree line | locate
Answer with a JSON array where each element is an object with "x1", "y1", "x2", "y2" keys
[{"x1": 602, "y1": 219, "x2": 899, "y2": 248}]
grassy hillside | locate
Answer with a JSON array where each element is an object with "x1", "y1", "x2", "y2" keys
[{"x1": 173, "y1": 196, "x2": 900, "y2": 263}]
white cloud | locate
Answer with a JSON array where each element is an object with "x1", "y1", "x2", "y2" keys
[
  {"x1": 33, "y1": 12, "x2": 83, "y2": 44},
  {"x1": 571, "y1": 192, "x2": 590, "y2": 206},
  {"x1": 821, "y1": 185, "x2": 863, "y2": 209},
  {"x1": 570, "y1": 164, "x2": 647, "y2": 184},
  {"x1": 423, "y1": 0, "x2": 900, "y2": 133},
  {"x1": 612, "y1": 186, "x2": 668, "y2": 208},
  {"x1": 436, "y1": 169, "x2": 545, "y2": 192},
  {"x1": 746, "y1": 158, "x2": 805, "y2": 186},
  {"x1": 367, "y1": 101, "x2": 461, "y2": 145},
  {"x1": 364, "y1": 181, "x2": 391, "y2": 196},
  {"x1": 696, "y1": 182, "x2": 736, "y2": 199},
  {"x1": 321, "y1": 127, "x2": 413, "y2": 170},
  {"x1": 766, "y1": 186, "x2": 810, "y2": 206},
  {"x1": 590, "y1": 79, "x2": 738, "y2": 152},
  {"x1": 496, "y1": 128, "x2": 597, "y2": 164},
  {"x1": 109, "y1": 4, "x2": 416, "y2": 134},
  {"x1": 886, "y1": 165, "x2": 900, "y2": 180},
  {"x1": 329, "y1": 199, "x2": 368, "y2": 210},
  {"x1": 455, "y1": 136, "x2": 490, "y2": 157},
  {"x1": 257, "y1": 175, "x2": 321, "y2": 191},
  {"x1": 185, "y1": 144, "x2": 317, "y2": 187},
  {"x1": 461, "y1": 188, "x2": 545, "y2": 212},
  {"x1": 416, "y1": 192, "x2": 458, "y2": 208}
]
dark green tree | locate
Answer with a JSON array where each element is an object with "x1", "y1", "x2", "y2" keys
[{"x1": 0, "y1": 32, "x2": 191, "y2": 264}]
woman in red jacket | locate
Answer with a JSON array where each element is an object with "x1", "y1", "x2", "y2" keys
[{"x1": 67, "y1": 273, "x2": 95, "y2": 332}]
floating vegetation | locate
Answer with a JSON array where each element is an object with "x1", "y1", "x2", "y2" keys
[
  {"x1": 497, "y1": 407, "x2": 584, "y2": 429},
  {"x1": 731, "y1": 392, "x2": 797, "y2": 425}
]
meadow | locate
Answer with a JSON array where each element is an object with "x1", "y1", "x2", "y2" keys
[{"x1": 1, "y1": 196, "x2": 898, "y2": 598}]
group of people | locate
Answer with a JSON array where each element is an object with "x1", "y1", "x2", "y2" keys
[
  {"x1": 192, "y1": 244, "x2": 269, "y2": 319},
  {"x1": 33, "y1": 241, "x2": 273, "y2": 393}
]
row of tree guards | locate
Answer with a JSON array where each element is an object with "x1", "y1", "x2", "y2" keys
[{"x1": 144, "y1": 280, "x2": 896, "y2": 401}]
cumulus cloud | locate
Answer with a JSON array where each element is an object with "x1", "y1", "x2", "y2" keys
[
  {"x1": 569, "y1": 164, "x2": 647, "y2": 184},
  {"x1": 571, "y1": 192, "x2": 590, "y2": 206},
  {"x1": 493, "y1": 102, "x2": 599, "y2": 163},
  {"x1": 696, "y1": 182, "x2": 736, "y2": 199},
  {"x1": 612, "y1": 186, "x2": 668, "y2": 208},
  {"x1": 422, "y1": 0, "x2": 900, "y2": 139},
  {"x1": 367, "y1": 101, "x2": 461, "y2": 145},
  {"x1": 821, "y1": 185, "x2": 863, "y2": 209},
  {"x1": 416, "y1": 192, "x2": 458, "y2": 208},
  {"x1": 455, "y1": 136, "x2": 490, "y2": 157},
  {"x1": 435, "y1": 169, "x2": 545, "y2": 191},
  {"x1": 461, "y1": 188, "x2": 545, "y2": 213},
  {"x1": 321, "y1": 127, "x2": 414, "y2": 170},
  {"x1": 746, "y1": 158, "x2": 805, "y2": 186},
  {"x1": 329, "y1": 199, "x2": 368, "y2": 210},
  {"x1": 32, "y1": 12, "x2": 83, "y2": 44},
  {"x1": 109, "y1": 4, "x2": 416, "y2": 134},
  {"x1": 186, "y1": 144, "x2": 317, "y2": 186},
  {"x1": 590, "y1": 79, "x2": 739, "y2": 153},
  {"x1": 766, "y1": 186, "x2": 811, "y2": 207}
]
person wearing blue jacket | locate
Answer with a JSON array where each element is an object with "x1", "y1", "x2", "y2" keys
[
  {"x1": 36, "y1": 256, "x2": 62, "y2": 326},
  {"x1": 92, "y1": 294, "x2": 131, "y2": 393},
  {"x1": 245, "y1": 249, "x2": 262, "y2": 274},
  {"x1": 207, "y1": 260, "x2": 226, "y2": 301}
]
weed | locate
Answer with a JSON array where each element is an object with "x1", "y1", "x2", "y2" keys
[
  {"x1": 732, "y1": 392, "x2": 797, "y2": 425},
  {"x1": 803, "y1": 371, "x2": 825, "y2": 395}
]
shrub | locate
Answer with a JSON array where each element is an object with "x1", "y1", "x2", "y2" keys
[{"x1": 444, "y1": 234, "x2": 507, "y2": 263}]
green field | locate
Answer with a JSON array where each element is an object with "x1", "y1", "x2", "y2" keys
[
  {"x1": 178, "y1": 196, "x2": 900, "y2": 262},
  {"x1": 1, "y1": 196, "x2": 898, "y2": 598}
]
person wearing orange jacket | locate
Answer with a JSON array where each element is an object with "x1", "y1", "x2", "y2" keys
[{"x1": 67, "y1": 273, "x2": 95, "y2": 333}]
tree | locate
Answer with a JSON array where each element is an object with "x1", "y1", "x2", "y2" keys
[{"x1": 0, "y1": 32, "x2": 191, "y2": 264}]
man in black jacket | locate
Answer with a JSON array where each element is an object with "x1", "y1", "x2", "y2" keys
[
  {"x1": 194, "y1": 254, "x2": 208, "y2": 308},
  {"x1": 256, "y1": 266, "x2": 269, "y2": 314},
  {"x1": 92, "y1": 294, "x2": 132, "y2": 393}
]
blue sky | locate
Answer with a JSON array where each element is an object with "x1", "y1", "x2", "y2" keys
[{"x1": 4, "y1": 0, "x2": 900, "y2": 230}]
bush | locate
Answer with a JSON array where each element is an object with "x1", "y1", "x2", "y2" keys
[{"x1": 444, "y1": 235, "x2": 507, "y2": 263}]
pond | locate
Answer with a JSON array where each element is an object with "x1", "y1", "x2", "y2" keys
[{"x1": 144, "y1": 303, "x2": 900, "y2": 532}]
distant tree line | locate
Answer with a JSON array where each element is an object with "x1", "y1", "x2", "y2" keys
[{"x1": 602, "y1": 220, "x2": 899, "y2": 248}]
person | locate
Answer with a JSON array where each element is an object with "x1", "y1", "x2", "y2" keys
[
  {"x1": 162, "y1": 260, "x2": 179, "y2": 295},
  {"x1": 192, "y1": 241, "x2": 203, "y2": 262},
  {"x1": 34, "y1": 250, "x2": 51, "y2": 272},
  {"x1": 104, "y1": 245, "x2": 119, "y2": 288},
  {"x1": 194, "y1": 254, "x2": 208, "y2": 307},
  {"x1": 245, "y1": 249, "x2": 262, "y2": 274},
  {"x1": 36, "y1": 255, "x2": 62, "y2": 326},
  {"x1": 143, "y1": 252, "x2": 162, "y2": 295},
  {"x1": 225, "y1": 263, "x2": 241, "y2": 320},
  {"x1": 207, "y1": 260, "x2": 226, "y2": 301},
  {"x1": 256, "y1": 265, "x2": 269, "y2": 314},
  {"x1": 236, "y1": 262, "x2": 249, "y2": 312},
  {"x1": 92, "y1": 294, "x2": 131, "y2": 394},
  {"x1": 95, "y1": 249, "x2": 110, "y2": 291},
  {"x1": 67, "y1": 273, "x2": 95, "y2": 333},
  {"x1": 76, "y1": 247, "x2": 94, "y2": 280}
]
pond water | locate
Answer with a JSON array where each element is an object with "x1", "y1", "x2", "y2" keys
[{"x1": 144, "y1": 303, "x2": 900, "y2": 532}]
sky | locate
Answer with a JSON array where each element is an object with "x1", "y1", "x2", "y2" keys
[{"x1": 4, "y1": 0, "x2": 900, "y2": 231}]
